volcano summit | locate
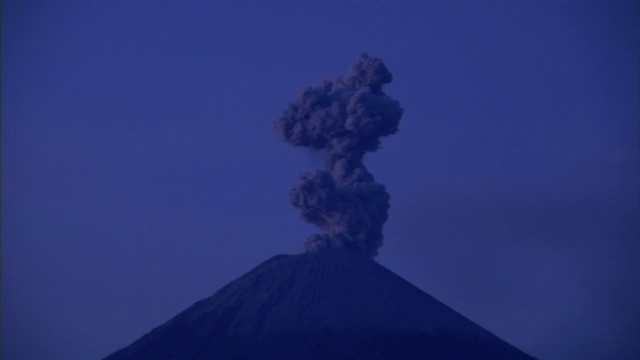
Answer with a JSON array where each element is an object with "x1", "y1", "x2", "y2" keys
[{"x1": 103, "y1": 251, "x2": 535, "y2": 360}]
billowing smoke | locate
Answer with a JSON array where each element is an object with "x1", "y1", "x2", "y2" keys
[{"x1": 274, "y1": 53, "x2": 403, "y2": 258}]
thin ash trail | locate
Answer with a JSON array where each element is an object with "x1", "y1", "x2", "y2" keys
[{"x1": 274, "y1": 53, "x2": 403, "y2": 258}]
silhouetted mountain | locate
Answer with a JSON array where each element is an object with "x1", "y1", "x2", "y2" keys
[{"x1": 103, "y1": 250, "x2": 536, "y2": 359}]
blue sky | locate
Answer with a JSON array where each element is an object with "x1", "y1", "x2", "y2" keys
[{"x1": 2, "y1": 1, "x2": 639, "y2": 359}]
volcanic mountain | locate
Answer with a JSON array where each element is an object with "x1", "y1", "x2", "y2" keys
[{"x1": 103, "y1": 250, "x2": 536, "y2": 359}]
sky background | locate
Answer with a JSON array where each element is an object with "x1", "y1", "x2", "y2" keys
[{"x1": 2, "y1": 1, "x2": 639, "y2": 359}]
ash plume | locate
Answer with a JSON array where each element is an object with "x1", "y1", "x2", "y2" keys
[{"x1": 274, "y1": 53, "x2": 403, "y2": 257}]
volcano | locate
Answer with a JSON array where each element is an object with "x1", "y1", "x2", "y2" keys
[{"x1": 103, "y1": 250, "x2": 535, "y2": 359}]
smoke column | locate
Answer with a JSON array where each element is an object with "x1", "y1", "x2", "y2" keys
[{"x1": 274, "y1": 53, "x2": 403, "y2": 258}]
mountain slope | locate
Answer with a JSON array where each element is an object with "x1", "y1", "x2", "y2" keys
[{"x1": 103, "y1": 250, "x2": 536, "y2": 359}]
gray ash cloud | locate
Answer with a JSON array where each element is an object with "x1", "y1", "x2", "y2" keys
[{"x1": 274, "y1": 53, "x2": 403, "y2": 257}]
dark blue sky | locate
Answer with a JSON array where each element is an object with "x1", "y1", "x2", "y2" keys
[{"x1": 2, "y1": 1, "x2": 638, "y2": 359}]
